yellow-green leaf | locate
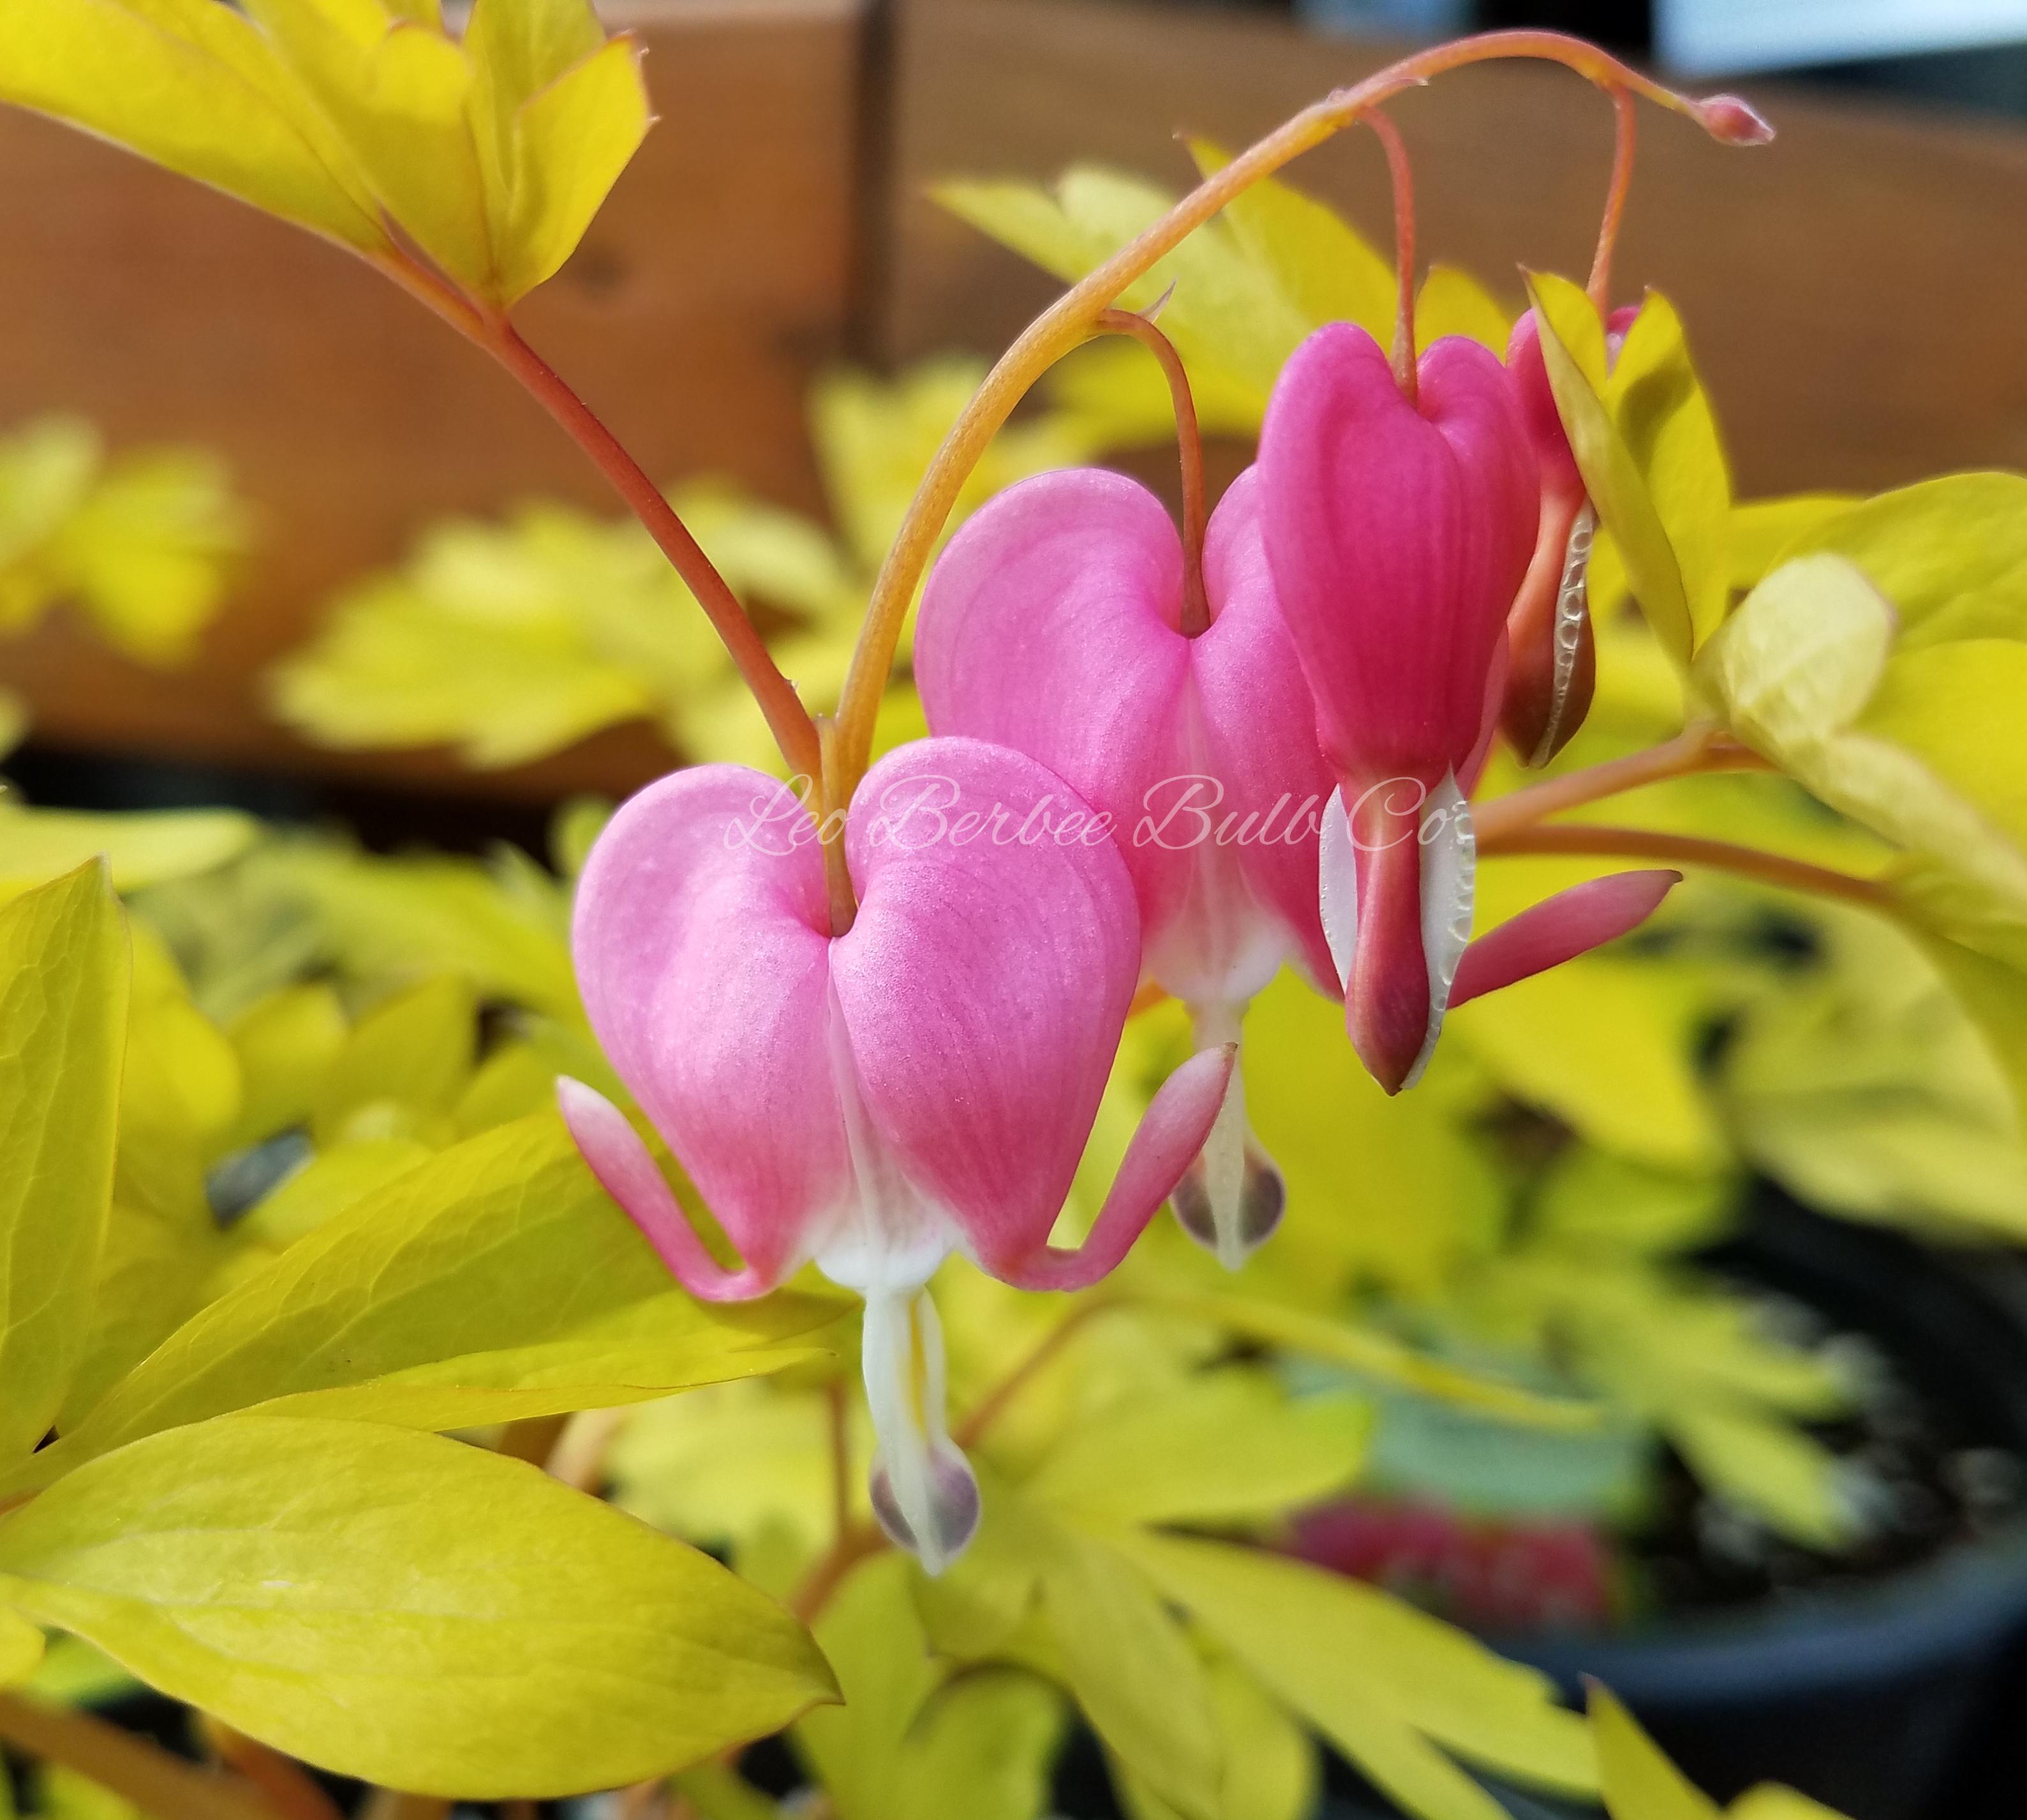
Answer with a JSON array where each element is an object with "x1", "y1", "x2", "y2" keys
[
  {"x1": 0, "y1": 864, "x2": 130, "y2": 1459},
  {"x1": 1414, "y1": 266, "x2": 1512, "y2": 354},
  {"x1": 1186, "y1": 138, "x2": 1394, "y2": 342},
  {"x1": 0, "y1": 1609, "x2": 44, "y2": 1686},
  {"x1": 1665, "y1": 1404, "x2": 1852, "y2": 1549},
  {"x1": 1043, "y1": 1526, "x2": 1221, "y2": 1820},
  {"x1": 0, "y1": 803, "x2": 256, "y2": 904},
  {"x1": 1776, "y1": 472, "x2": 2027, "y2": 647},
  {"x1": 14, "y1": 1114, "x2": 826, "y2": 1488},
  {"x1": 1120, "y1": 1532, "x2": 1596, "y2": 1812},
  {"x1": 1607, "y1": 294, "x2": 1730, "y2": 646},
  {"x1": 0, "y1": 1413, "x2": 835, "y2": 1795},
  {"x1": 1526, "y1": 271, "x2": 1694, "y2": 664},
  {"x1": 221, "y1": 981, "x2": 348, "y2": 1151},
  {"x1": 311, "y1": 973, "x2": 475, "y2": 1145},
  {"x1": 1591, "y1": 1684, "x2": 1712, "y2": 1820},
  {"x1": 494, "y1": 34, "x2": 650, "y2": 301},
  {"x1": 1728, "y1": 1788, "x2": 1853, "y2": 1820},
  {"x1": 1027, "y1": 1373, "x2": 1367, "y2": 1528},
  {"x1": 0, "y1": 0, "x2": 385, "y2": 251},
  {"x1": 793, "y1": 1553, "x2": 940, "y2": 1820},
  {"x1": 1696, "y1": 555, "x2": 2027, "y2": 917},
  {"x1": 898, "y1": 1669, "x2": 1064, "y2": 1820}
]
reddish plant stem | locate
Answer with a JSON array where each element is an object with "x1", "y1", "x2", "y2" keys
[
  {"x1": 1472, "y1": 724, "x2": 1771, "y2": 840},
  {"x1": 1480, "y1": 823, "x2": 1894, "y2": 909},
  {"x1": 815, "y1": 714, "x2": 859, "y2": 934},
  {"x1": 1587, "y1": 86, "x2": 1638, "y2": 311},
  {"x1": 831, "y1": 29, "x2": 1769, "y2": 798},
  {"x1": 787, "y1": 1523, "x2": 887, "y2": 1627},
  {"x1": 953, "y1": 1301, "x2": 1117, "y2": 1449},
  {"x1": 1365, "y1": 110, "x2": 1419, "y2": 403},
  {"x1": 369, "y1": 250, "x2": 823, "y2": 787},
  {"x1": 1095, "y1": 308, "x2": 1210, "y2": 633},
  {"x1": 0, "y1": 1692, "x2": 285, "y2": 1820},
  {"x1": 197, "y1": 1722, "x2": 344, "y2": 1820}
]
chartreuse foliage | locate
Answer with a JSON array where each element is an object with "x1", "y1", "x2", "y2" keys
[
  {"x1": 0, "y1": 414, "x2": 246, "y2": 668},
  {"x1": 0, "y1": 1416, "x2": 828, "y2": 1798},
  {"x1": 0, "y1": 0, "x2": 648, "y2": 307},
  {"x1": 270, "y1": 359, "x2": 1094, "y2": 775},
  {"x1": 935, "y1": 149, "x2": 1509, "y2": 447},
  {"x1": 1590, "y1": 1685, "x2": 1850, "y2": 1820},
  {"x1": 0, "y1": 865, "x2": 128, "y2": 1462},
  {"x1": 0, "y1": 867, "x2": 838, "y2": 1794}
]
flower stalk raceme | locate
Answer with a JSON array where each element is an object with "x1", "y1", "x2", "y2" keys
[{"x1": 559, "y1": 738, "x2": 1233, "y2": 1569}]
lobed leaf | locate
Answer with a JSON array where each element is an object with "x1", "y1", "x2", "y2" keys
[{"x1": 1120, "y1": 1533, "x2": 1596, "y2": 1817}]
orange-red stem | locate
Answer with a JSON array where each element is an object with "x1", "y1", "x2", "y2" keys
[
  {"x1": 1365, "y1": 110, "x2": 1419, "y2": 403},
  {"x1": 369, "y1": 251, "x2": 822, "y2": 787},
  {"x1": 1095, "y1": 308, "x2": 1210, "y2": 633},
  {"x1": 1588, "y1": 86, "x2": 1638, "y2": 310}
]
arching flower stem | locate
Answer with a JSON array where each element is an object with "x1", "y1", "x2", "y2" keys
[
  {"x1": 1471, "y1": 723, "x2": 1772, "y2": 840},
  {"x1": 1364, "y1": 109, "x2": 1419, "y2": 405},
  {"x1": 1587, "y1": 86, "x2": 1638, "y2": 311},
  {"x1": 1094, "y1": 307, "x2": 1211, "y2": 634},
  {"x1": 828, "y1": 29, "x2": 1771, "y2": 803},
  {"x1": 368, "y1": 246, "x2": 825, "y2": 789},
  {"x1": 1480, "y1": 823, "x2": 1895, "y2": 910}
]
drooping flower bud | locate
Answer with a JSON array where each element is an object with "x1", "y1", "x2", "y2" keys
[{"x1": 1499, "y1": 304, "x2": 1639, "y2": 766}]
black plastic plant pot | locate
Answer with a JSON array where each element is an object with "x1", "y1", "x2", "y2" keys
[{"x1": 1485, "y1": 1191, "x2": 2027, "y2": 1820}]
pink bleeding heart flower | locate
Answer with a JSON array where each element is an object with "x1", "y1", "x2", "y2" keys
[
  {"x1": 916, "y1": 465, "x2": 1333, "y2": 1271},
  {"x1": 1500, "y1": 303, "x2": 1641, "y2": 766},
  {"x1": 1259, "y1": 322, "x2": 1680, "y2": 1093},
  {"x1": 558, "y1": 735, "x2": 1233, "y2": 1570}
]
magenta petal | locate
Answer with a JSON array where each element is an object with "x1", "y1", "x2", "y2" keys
[
  {"x1": 916, "y1": 467, "x2": 1328, "y2": 1006},
  {"x1": 570, "y1": 764, "x2": 846, "y2": 1293},
  {"x1": 1259, "y1": 325, "x2": 1538, "y2": 791},
  {"x1": 556, "y1": 1078, "x2": 766, "y2": 1301},
  {"x1": 914, "y1": 468, "x2": 1192, "y2": 897},
  {"x1": 1449, "y1": 870, "x2": 1682, "y2": 1009},
  {"x1": 1191, "y1": 468, "x2": 1337, "y2": 995},
  {"x1": 999, "y1": 1043, "x2": 1236, "y2": 1291},
  {"x1": 837, "y1": 736, "x2": 1143, "y2": 1278}
]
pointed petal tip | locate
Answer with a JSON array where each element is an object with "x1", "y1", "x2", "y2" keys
[
  {"x1": 556, "y1": 1075, "x2": 765, "y2": 1302},
  {"x1": 1448, "y1": 869, "x2": 1683, "y2": 1011}
]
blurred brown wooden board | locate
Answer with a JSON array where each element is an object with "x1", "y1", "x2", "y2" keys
[
  {"x1": 0, "y1": 0, "x2": 865, "y2": 803},
  {"x1": 9, "y1": 0, "x2": 2027, "y2": 804}
]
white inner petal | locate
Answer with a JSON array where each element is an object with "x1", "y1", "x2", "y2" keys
[
  {"x1": 1405, "y1": 773, "x2": 1475, "y2": 1089},
  {"x1": 1318, "y1": 786, "x2": 1358, "y2": 994},
  {"x1": 1533, "y1": 502, "x2": 1597, "y2": 766},
  {"x1": 812, "y1": 986, "x2": 975, "y2": 1573}
]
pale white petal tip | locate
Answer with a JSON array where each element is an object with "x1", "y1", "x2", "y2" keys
[
  {"x1": 1173, "y1": 1143, "x2": 1285, "y2": 1271},
  {"x1": 870, "y1": 1444, "x2": 981, "y2": 1576},
  {"x1": 859, "y1": 1285, "x2": 977, "y2": 1576}
]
